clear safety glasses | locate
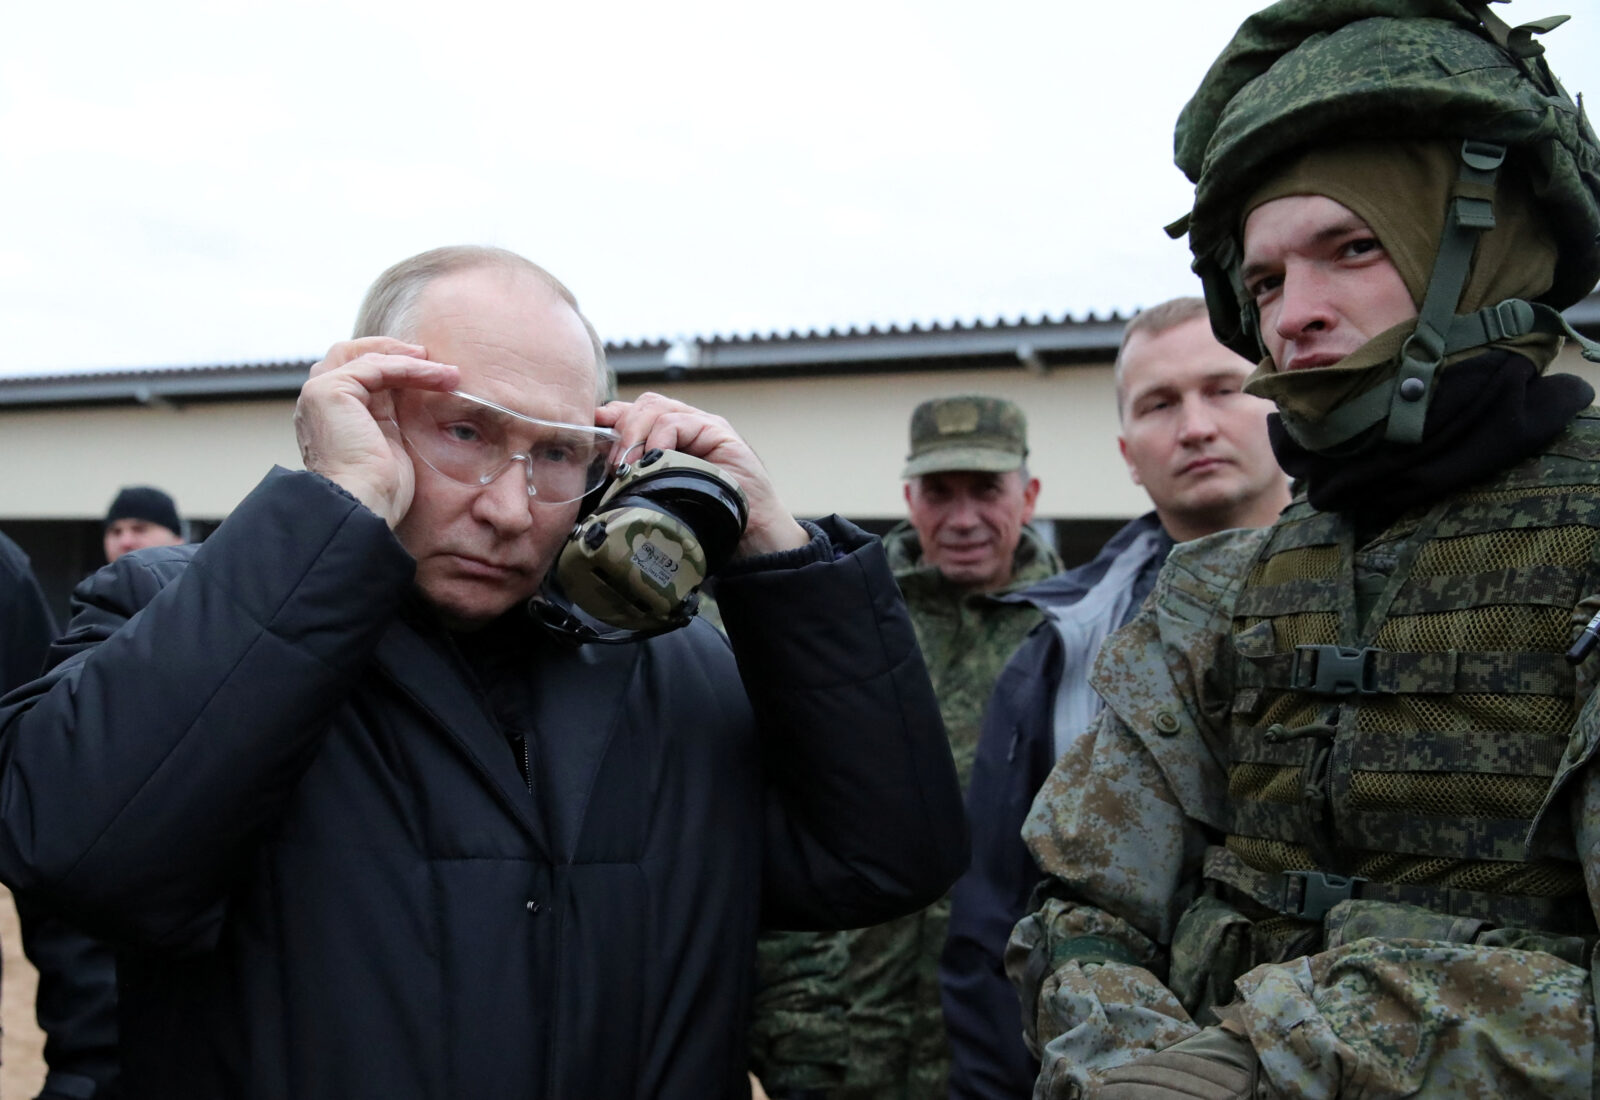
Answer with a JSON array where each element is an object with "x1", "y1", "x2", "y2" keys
[{"x1": 392, "y1": 390, "x2": 620, "y2": 505}]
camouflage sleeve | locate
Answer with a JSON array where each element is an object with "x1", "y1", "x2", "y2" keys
[
  {"x1": 1537, "y1": 637, "x2": 1600, "y2": 926},
  {"x1": 748, "y1": 929, "x2": 850, "y2": 1092},
  {"x1": 1219, "y1": 938, "x2": 1593, "y2": 1097},
  {"x1": 1004, "y1": 705, "x2": 1207, "y2": 1096},
  {"x1": 1004, "y1": 532, "x2": 1256, "y2": 1095}
]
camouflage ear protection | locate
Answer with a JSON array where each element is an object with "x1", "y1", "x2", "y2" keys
[{"x1": 531, "y1": 449, "x2": 748, "y2": 644}]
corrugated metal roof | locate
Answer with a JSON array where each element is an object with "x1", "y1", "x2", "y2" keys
[{"x1": 1, "y1": 295, "x2": 1594, "y2": 409}]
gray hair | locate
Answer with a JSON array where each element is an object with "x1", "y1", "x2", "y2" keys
[
  {"x1": 353, "y1": 245, "x2": 615, "y2": 404},
  {"x1": 1113, "y1": 296, "x2": 1211, "y2": 420}
]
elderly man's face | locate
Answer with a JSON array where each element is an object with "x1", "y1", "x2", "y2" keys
[
  {"x1": 104, "y1": 519, "x2": 182, "y2": 563},
  {"x1": 904, "y1": 469, "x2": 1039, "y2": 593},
  {"x1": 1241, "y1": 194, "x2": 1417, "y2": 372},
  {"x1": 1118, "y1": 315, "x2": 1284, "y2": 542},
  {"x1": 393, "y1": 266, "x2": 600, "y2": 631}
]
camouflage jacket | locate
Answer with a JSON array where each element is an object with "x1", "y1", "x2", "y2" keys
[
  {"x1": 885, "y1": 522, "x2": 1065, "y2": 790},
  {"x1": 753, "y1": 525, "x2": 1062, "y2": 1098},
  {"x1": 749, "y1": 930, "x2": 852, "y2": 1093},
  {"x1": 1009, "y1": 411, "x2": 1600, "y2": 1098}
]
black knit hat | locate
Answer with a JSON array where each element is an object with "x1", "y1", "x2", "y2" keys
[{"x1": 104, "y1": 486, "x2": 182, "y2": 536}]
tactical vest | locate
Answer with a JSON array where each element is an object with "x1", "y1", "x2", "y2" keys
[{"x1": 1203, "y1": 410, "x2": 1600, "y2": 954}]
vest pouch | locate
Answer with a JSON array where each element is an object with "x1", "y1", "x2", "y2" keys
[
  {"x1": 1474, "y1": 925, "x2": 1594, "y2": 969},
  {"x1": 1528, "y1": 677, "x2": 1600, "y2": 852},
  {"x1": 1324, "y1": 898, "x2": 1489, "y2": 949},
  {"x1": 1168, "y1": 895, "x2": 1254, "y2": 1024},
  {"x1": 1324, "y1": 899, "x2": 1594, "y2": 969},
  {"x1": 1228, "y1": 620, "x2": 1276, "y2": 724}
]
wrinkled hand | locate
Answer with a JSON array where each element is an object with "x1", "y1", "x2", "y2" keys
[
  {"x1": 594, "y1": 392, "x2": 809, "y2": 558},
  {"x1": 294, "y1": 337, "x2": 459, "y2": 527}
]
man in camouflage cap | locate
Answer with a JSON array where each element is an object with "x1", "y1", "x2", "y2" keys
[
  {"x1": 754, "y1": 395, "x2": 1060, "y2": 1099},
  {"x1": 896, "y1": 394, "x2": 1051, "y2": 602},
  {"x1": 1009, "y1": 2, "x2": 1600, "y2": 1097}
]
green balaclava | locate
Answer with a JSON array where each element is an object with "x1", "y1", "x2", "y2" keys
[{"x1": 1240, "y1": 137, "x2": 1562, "y2": 444}]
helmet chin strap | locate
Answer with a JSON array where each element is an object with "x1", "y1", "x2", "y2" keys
[{"x1": 1382, "y1": 140, "x2": 1505, "y2": 444}]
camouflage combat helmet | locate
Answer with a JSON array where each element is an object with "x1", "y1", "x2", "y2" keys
[{"x1": 1172, "y1": 0, "x2": 1600, "y2": 445}]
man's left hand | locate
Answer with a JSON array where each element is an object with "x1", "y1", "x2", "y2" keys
[{"x1": 594, "y1": 393, "x2": 810, "y2": 558}]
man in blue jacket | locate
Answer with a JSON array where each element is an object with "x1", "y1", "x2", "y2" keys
[
  {"x1": 941, "y1": 296, "x2": 1289, "y2": 1098},
  {"x1": 0, "y1": 245, "x2": 966, "y2": 1100}
]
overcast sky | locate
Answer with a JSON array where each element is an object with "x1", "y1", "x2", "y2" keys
[{"x1": 4, "y1": 2, "x2": 1597, "y2": 377}]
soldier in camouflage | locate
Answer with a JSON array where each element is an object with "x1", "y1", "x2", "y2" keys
[
  {"x1": 1008, "y1": 2, "x2": 1600, "y2": 1098},
  {"x1": 888, "y1": 395, "x2": 1063, "y2": 792},
  {"x1": 755, "y1": 395, "x2": 1062, "y2": 1100}
]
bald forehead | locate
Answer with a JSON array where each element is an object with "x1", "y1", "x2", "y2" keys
[
  {"x1": 415, "y1": 263, "x2": 569, "y2": 324},
  {"x1": 407, "y1": 267, "x2": 597, "y2": 416},
  {"x1": 415, "y1": 265, "x2": 600, "y2": 390}
]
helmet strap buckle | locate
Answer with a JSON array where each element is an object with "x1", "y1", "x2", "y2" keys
[{"x1": 1383, "y1": 139, "x2": 1507, "y2": 445}]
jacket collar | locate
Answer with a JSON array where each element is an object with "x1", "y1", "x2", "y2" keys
[
  {"x1": 371, "y1": 604, "x2": 551, "y2": 856},
  {"x1": 997, "y1": 511, "x2": 1171, "y2": 610},
  {"x1": 371, "y1": 600, "x2": 646, "y2": 865}
]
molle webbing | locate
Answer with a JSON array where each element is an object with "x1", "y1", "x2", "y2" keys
[
  {"x1": 1240, "y1": 646, "x2": 1573, "y2": 697},
  {"x1": 1204, "y1": 845, "x2": 1594, "y2": 934},
  {"x1": 1219, "y1": 419, "x2": 1600, "y2": 927}
]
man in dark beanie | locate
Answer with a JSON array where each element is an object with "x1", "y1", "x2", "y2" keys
[{"x1": 102, "y1": 486, "x2": 184, "y2": 563}]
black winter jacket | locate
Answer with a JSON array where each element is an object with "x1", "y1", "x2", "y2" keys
[{"x1": 0, "y1": 469, "x2": 966, "y2": 1099}]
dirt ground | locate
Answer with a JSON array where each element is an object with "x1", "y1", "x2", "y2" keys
[{"x1": 0, "y1": 886, "x2": 46, "y2": 1097}]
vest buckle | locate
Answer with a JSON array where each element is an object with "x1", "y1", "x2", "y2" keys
[
  {"x1": 1281, "y1": 870, "x2": 1368, "y2": 922},
  {"x1": 1291, "y1": 644, "x2": 1380, "y2": 695}
]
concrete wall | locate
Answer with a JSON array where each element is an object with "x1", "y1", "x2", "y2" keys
[
  {"x1": 0, "y1": 401, "x2": 301, "y2": 521},
  {"x1": 0, "y1": 365, "x2": 1129, "y2": 523},
  {"x1": 617, "y1": 366, "x2": 1131, "y2": 522},
  {"x1": 4, "y1": 341, "x2": 1599, "y2": 524}
]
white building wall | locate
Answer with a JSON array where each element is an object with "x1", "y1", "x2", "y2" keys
[
  {"x1": 4, "y1": 342, "x2": 1598, "y2": 523},
  {"x1": 0, "y1": 401, "x2": 299, "y2": 520},
  {"x1": 616, "y1": 366, "x2": 1134, "y2": 521}
]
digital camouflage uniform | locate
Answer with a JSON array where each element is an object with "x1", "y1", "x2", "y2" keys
[
  {"x1": 887, "y1": 524, "x2": 1066, "y2": 793},
  {"x1": 1009, "y1": 412, "x2": 1600, "y2": 1096},
  {"x1": 756, "y1": 525, "x2": 1062, "y2": 1099},
  {"x1": 750, "y1": 930, "x2": 853, "y2": 1095}
]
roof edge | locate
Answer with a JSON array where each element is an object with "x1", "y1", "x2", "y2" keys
[{"x1": 1, "y1": 293, "x2": 1595, "y2": 410}]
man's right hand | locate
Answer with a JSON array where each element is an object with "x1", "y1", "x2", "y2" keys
[{"x1": 293, "y1": 337, "x2": 459, "y2": 527}]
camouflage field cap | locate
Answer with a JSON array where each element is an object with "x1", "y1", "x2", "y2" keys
[
  {"x1": 902, "y1": 395, "x2": 1028, "y2": 478},
  {"x1": 1171, "y1": 0, "x2": 1600, "y2": 363}
]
